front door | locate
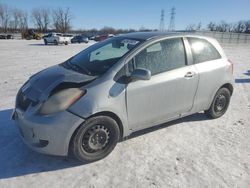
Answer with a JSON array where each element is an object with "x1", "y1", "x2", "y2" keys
[{"x1": 126, "y1": 37, "x2": 198, "y2": 130}]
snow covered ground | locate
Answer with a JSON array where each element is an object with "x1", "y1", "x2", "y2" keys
[{"x1": 0, "y1": 40, "x2": 249, "y2": 188}]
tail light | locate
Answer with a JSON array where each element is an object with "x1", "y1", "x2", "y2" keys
[{"x1": 228, "y1": 59, "x2": 234, "y2": 74}]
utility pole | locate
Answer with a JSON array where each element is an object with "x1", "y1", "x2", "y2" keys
[
  {"x1": 159, "y1": 9, "x2": 165, "y2": 32},
  {"x1": 168, "y1": 7, "x2": 175, "y2": 31}
]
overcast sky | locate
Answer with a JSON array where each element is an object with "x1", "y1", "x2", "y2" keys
[{"x1": 1, "y1": 0, "x2": 250, "y2": 30}]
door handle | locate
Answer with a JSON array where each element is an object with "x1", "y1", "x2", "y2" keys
[{"x1": 184, "y1": 72, "x2": 195, "y2": 78}]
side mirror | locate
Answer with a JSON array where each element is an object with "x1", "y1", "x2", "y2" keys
[{"x1": 130, "y1": 68, "x2": 151, "y2": 81}]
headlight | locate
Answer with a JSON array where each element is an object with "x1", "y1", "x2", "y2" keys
[{"x1": 39, "y1": 88, "x2": 86, "y2": 115}]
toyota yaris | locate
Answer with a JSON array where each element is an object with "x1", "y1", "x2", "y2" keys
[{"x1": 12, "y1": 32, "x2": 234, "y2": 162}]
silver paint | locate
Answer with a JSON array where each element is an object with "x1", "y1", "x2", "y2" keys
[{"x1": 13, "y1": 32, "x2": 234, "y2": 156}]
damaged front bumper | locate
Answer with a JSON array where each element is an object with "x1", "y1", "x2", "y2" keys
[{"x1": 12, "y1": 108, "x2": 85, "y2": 156}]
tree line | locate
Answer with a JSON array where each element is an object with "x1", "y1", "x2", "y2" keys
[
  {"x1": 0, "y1": 3, "x2": 72, "y2": 33},
  {"x1": 0, "y1": 3, "x2": 148, "y2": 35},
  {"x1": 207, "y1": 21, "x2": 250, "y2": 33},
  {"x1": 0, "y1": 4, "x2": 28, "y2": 33},
  {"x1": 186, "y1": 20, "x2": 250, "y2": 33}
]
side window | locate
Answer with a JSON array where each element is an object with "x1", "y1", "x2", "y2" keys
[
  {"x1": 133, "y1": 38, "x2": 186, "y2": 75},
  {"x1": 188, "y1": 37, "x2": 221, "y2": 64}
]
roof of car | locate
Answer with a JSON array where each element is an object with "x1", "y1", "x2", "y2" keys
[
  {"x1": 118, "y1": 31, "x2": 203, "y2": 40},
  {"x1": 118, "y1": 32, "x2": 183, "y2": 40}
]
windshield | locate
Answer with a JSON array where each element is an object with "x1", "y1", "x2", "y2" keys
[{"x1": 68, "y1": 37, "x2": 142, "y2": 76}]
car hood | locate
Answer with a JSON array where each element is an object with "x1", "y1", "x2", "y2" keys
[{"x1": 21, "y1": 65, "x2": 96, "y2": 102}]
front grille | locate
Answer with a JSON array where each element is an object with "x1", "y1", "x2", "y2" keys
[{"x1": 17, "y1": 91, "x2": 32, "y2": 111}]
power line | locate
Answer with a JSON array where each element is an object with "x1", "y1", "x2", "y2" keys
[
  {"x1": 159, "y1": 9, "x2": 165, "y2": 32},
  {"x1": 168, "y1": 7, "x2": 175, "y2": 31}
]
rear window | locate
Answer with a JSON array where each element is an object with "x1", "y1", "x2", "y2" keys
[{"x1": 188, "y1": 38, "x2": 221, "y2": 64}]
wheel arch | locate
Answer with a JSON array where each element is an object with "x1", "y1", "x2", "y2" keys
[
  {"x1": 89, "y1": 111, "x2": 124, "y2": 140},
  {"x1": 205, "y1": 83, "x2": 232, "y2": 118},
  {"x1": 205, "y1": 82, "x2": 234, "y2": 111},
  {"x1": 220, "y1": 83, "x2": 233, "y2": 96},
  {"x1": 69, "y1": 111, "x2": 124, "y2": 153}
]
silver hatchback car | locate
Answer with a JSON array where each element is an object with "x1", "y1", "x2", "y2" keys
[{"x1": 12, "y1": 32, "x2": 234, "y2": 162}]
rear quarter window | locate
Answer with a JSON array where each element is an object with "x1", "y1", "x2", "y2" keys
[{"x1": 188, "y1": 37, "x2": 221, "y2": 64}]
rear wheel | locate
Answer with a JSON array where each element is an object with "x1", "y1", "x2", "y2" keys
[
  {"x1": 54, "y1": 40, "x2": 58, "y2": 45},
  {"x1": 65, "y1": 41, "x2": 68, "y2": 45},
  {"x1": 71, "y1": 116, "x2": 120, "y2": 162},
  {"x1": 44, "y1": 39, "x2": 48, "y2": 45},
  {"x1": 205, "y1": 88, "x2": 231, "y2": 119}
]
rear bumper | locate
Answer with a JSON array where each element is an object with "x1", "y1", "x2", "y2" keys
[{"x1": 12, "y1": 109, "x2": 85, "y2": 156}]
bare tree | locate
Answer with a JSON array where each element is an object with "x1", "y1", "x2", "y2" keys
[
  {"x1": 235, "y1": 21, "x2": 246, "y2": 33},
  {"x1": 245, "y1": 21, "x2": 250, "y2": 33},
  {"x1": 41, "y1": 8, "x2": 50, "y2": 32},
  {"x1": 186, "y1": 23, "x2": 196, "y2": 31},
  {"x1": 32, "y1": 7, "x2": 50, "y2": 32},
  {"x1": 196, "y1": 22, "x2": 202, "y2": 31},
  {"x1": 12, "y1": 8, "x2": 21, "y2": 31},
  {"x1": 207, "y1": 22, "x2": 216, "y2": 31},
  {"x1": 0, "y1": 4, "x2": 4, "y2": 31},
  {"x1": 19, "y1": 11, "x2": 28, "y2": 32},
  {"x1": 218, "y1": 21, "x2": 230, "y2": 32},
  {"x1": 52, "y1": 7, "x2": 72, "y2": 33},
  {"x1": 0, "y1": 3, "x2": 11, "y2": 32},
  {"x1": 32, "y1": 8, "x2": 42, "y2": 31},
  {"x1": 100, "y1": 26, "x2": 116, "y2": 34}
]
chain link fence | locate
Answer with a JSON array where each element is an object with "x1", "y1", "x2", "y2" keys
[{"x1": 192, "y1": 31, "x2": 250, "y2": 44}]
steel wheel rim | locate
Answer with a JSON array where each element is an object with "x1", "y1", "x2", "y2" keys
[
  {"x1": 214, "y1": 94, "x2": 227, "y2": 113},
  {"x1": 81, "y1": 125, "x2": 110, "y2": 153}
]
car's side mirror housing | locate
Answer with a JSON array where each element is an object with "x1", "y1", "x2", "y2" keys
[{"x1": 130, "y1": 68, "x2": 151, "y2": 81}]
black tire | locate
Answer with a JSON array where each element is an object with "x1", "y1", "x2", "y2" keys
[
  {"x1": 205, "y1": 87, "x2": 231, "y2": 119},
  {"x1": 71, "y1": 116, "x2": 120, "y2": 162},
  {"x1": 44, "y1": 39, "x2": 48, "y2": 45},
  {"x1": 65, "y1": 41, "x2": 68, "y2": 45},
  {"x1": 54, "y1": 40, "x2": 58, "y2": 45}
]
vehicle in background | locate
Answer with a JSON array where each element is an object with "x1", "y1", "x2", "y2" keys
[
  {"x1": 43, "y1": 33, "x2": 71, "y2": 45},
  {"x1": 7, "y1": 34, "x2": 14, "y2": 39},
  {"x1": 63, "y1": 34, "x2": 74, "y2": 40},
  {"x1": 89, "y1": 35, "x2": 96, "y2": 40},
  {"x1": 0, "y1": 34, "x2": 6, "y2": 39},
  {"x1": 71, "y1": 35, "x2": 89, "y2": 43},
  {"x1": 0, "y1": 34, "x2": 13, "y2": 39},
  {"x1": 22, "y1": 29, "x2": 43, "y2": 40},
  {"x1": 94, "y1": 34, "x2": 114, "y2": 42}
]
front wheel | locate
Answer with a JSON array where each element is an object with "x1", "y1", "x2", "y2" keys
[
  {"x1": 71, "y1": 116, "x2": 120, "y2": 162},
  {"x1": 205, "y1": 87, "x2": 231, "y2": 119}
]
